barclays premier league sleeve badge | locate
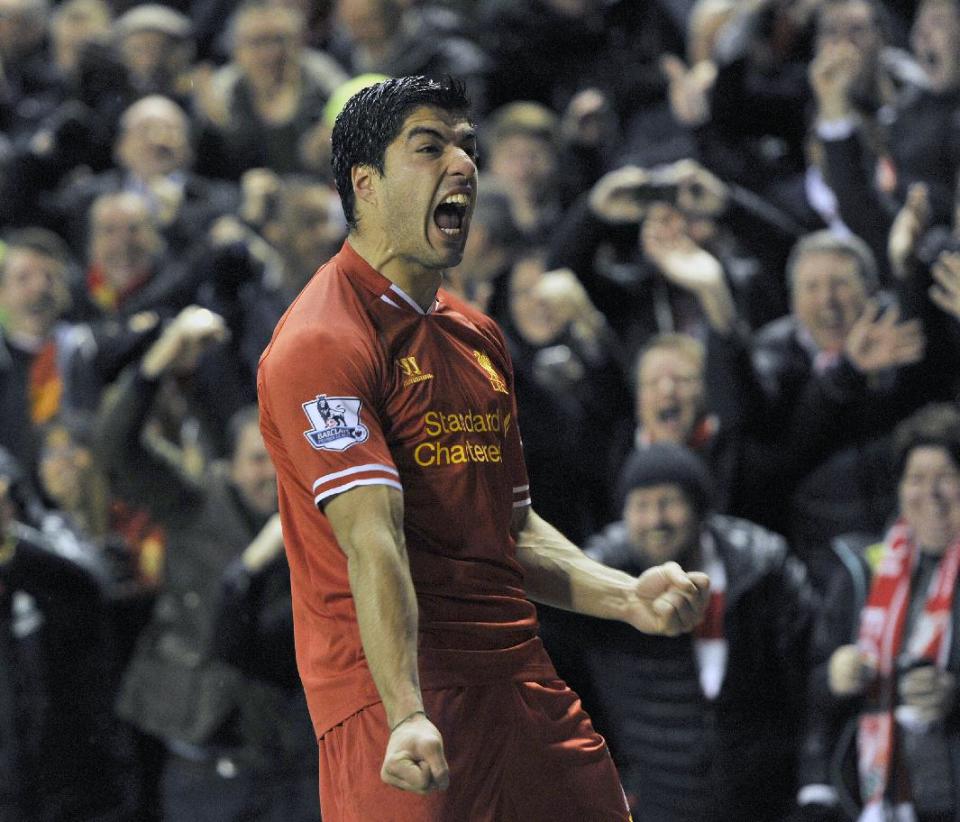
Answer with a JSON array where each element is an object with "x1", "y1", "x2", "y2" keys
[{"x1": 302, "y1": 394, "x2": 370, "y2": 451}]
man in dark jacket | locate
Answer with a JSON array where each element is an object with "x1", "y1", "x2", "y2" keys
[{"x1": 581, "y1": 442, "x2": 816, "y2": 822}]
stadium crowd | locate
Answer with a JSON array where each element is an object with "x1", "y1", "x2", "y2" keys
[{"x1": 2, "y1": 0, "x2": 960, "y2": 819}]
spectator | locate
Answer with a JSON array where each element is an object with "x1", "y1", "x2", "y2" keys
[
  {"x1": 50, "y1": 0, "x2": 113, "y2": 85},
  {"x1": 477, "y1": 0, "x2": 685, "y2": 120},
  {"x1": 547, "y1": 159, "x2": 803, "y2": 355},
  {"x1": 112, "y1": 4, "x2": 195, "y2": 103},
  {"x1": 810, "y1": 0, "x2": 960, "y2": 276},
  {"x1": 77, "y1": 191, "x2": 198, "y2": 325},
  {"x1": 798, "y1": 402, "x2": 960, "y2": 821},
  {"x1": 45, "y1": 95, "x2": 238, "y2": 255},
  {"x1": 194, "y1": 0, "x2": 347, "y2": 179},
  {"x1": 0, "y1": 445, "x2": 136, "y2": 822},
  {"x1": 446, "y1": 180, "x2": 526, "y2": 316},
  {"x1": 581, "y1": 442, "x2": 815, "y2": 821},
  {"x1": 484, "y1": 101, "x2": 565, "y2": 239},
  {"x1": 330, "y1": 0, "x2": 490, "y2": 112},
  {"x1": 99, "y1": 307, "x2": 318, "y2": 822},
  {"x1": 0, "y1": 0, "x2": 57, "y2": 140},
  {"x1": 648, "y1": 226, "x2": 930, "y2": 568},
  {"x1": 194, "y1": 171, "x2": 347, "y2": 418},
  {"x1": 0, "y1": 228, "x2": 102, "y2": 476}
]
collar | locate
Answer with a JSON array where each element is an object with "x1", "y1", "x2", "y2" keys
[{"x1": 341, "y1": 240, "x2": 441, "y2": 316}]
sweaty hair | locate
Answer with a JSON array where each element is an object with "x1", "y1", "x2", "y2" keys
[
  {"x1": 893, "y1": 403, "x2": 960, "y2": 478},
  {"x1": 331, "y1": 75, "x2": 471, "y2": 230}
]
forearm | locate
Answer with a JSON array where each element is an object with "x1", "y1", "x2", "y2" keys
[
  {"x1": 344, "y1": 524, "x2": 424, "y2": 728},
  {"x1": 515, "y1": 509, "x2": 634, "y2": 622}
]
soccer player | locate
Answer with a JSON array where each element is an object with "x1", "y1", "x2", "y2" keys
[{"x1": 257, "y1": 75, "x2": 710, "y2": 821}]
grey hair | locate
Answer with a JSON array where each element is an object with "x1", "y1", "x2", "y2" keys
[{"x1": 786, "y1": 230, "x2": 879, "y2": 292}]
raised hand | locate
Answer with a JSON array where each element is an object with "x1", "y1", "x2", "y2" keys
[
  {"x1": 888, "y1": 183, "x2": 930, "y2": 279},
  {"x1": 623, "y1": 561, "x2": 710, "y2": 637},
  {"x1": 843, "y1": 300, "x2": 926, "y2": 374},
  {"x1": 661, "y1": 54, "x2": 717, "y2": 127},
  {"x1": 381, "y1": 713, "x2": 450, "y2": 795},
  {"x1": 810, "y1": 40, "x2": 861, "y2": 121},
  {"x1": 588, "y1": 165, "x2": 652, "y2": 224},
  {"x1": 140, "y1": 305, "x2": 230, "y2": 379},
  {"x1": 641, "y1": 204, "x2": 725, "y2": 292},
  {"x1": 930, "y1": 251, "x2": 960, "y2": 320}
]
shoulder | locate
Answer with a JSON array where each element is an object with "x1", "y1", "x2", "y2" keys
[
  {"x1": 709, "y1": 513, "x2": 788, "y2": 568},
  {"x1": 262, "y1": 256, "x2": 374, "y2": 367},
  {"x1": 753, "y1": 315, "x2": 798, "y2": 349},
  {"x1": 584, "y1": 521, "x2": 636, "y2": 569}
]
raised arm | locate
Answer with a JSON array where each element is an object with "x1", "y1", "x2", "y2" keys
[
  {"x1": 323, "y1": 483, "x2": 449, "y2": 795},
  {"x1": 511, "y1": 505, "x2": 709, "y2": 636}
]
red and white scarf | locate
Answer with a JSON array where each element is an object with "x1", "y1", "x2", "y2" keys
[{"x1": 856, "y1": 519, "x2": 960, "y2": 822}]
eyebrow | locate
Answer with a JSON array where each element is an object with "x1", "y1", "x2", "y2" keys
[{"x1": 406, "y1": 126, "x2": 478, "y2": 144}]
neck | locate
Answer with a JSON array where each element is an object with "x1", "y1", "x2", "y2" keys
[{"x1": 349, "y1": 231, "x2": 442, "y2": 312}]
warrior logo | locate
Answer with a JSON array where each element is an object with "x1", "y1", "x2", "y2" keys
[
  {"x1": 473, "y1": 350, "x2": 508, "y2": 394},
  {"x1": 302, "y1": 394, "x2": 369, "y2": 451}
]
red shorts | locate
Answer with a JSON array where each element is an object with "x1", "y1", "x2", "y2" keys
[{"x1": 317, "y1": 679, "x2": 631, "y2": 821}]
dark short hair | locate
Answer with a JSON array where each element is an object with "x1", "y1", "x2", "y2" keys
[
  {"x1": 331, "y1": 75, "x2": 471, "y2": 230},
  {"x1": 618, "y1": 442, "x2": 714, "y2": 516},
  {"x1": 0, "y1": 227, "x2": 73, "y2": 281},
  {"x1": 893, "y1": 403, "x2": 960, "y2": 478}
]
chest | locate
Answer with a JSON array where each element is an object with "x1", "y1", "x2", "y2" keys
[{"x1": 375, "y1": 315, "x2": 515, "y2": 463}]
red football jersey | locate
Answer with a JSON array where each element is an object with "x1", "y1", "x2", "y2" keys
[{"x1": 258, "y1": 242, "x2": 555, "y2": 737}]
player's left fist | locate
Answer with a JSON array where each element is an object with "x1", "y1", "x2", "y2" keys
[{"x1": 628, "y1": 561, "x2": 710, "y2": 636}]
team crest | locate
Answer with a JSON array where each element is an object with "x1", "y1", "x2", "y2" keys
[
  {"x1": 473, "y1": 350, "x2": 508, "y2": 394},
  {"x1": 302, "y1": 394, "x2": 369, "y2": 451}
]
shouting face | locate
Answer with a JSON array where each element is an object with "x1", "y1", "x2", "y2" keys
[{"x1": 363, "y1": 106, "x2": 478, "y2": 273}]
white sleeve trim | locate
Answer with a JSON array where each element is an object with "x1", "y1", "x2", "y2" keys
[
  {"x1": 512, "y1": 497, "x2": 532, "y2": 508},
  {"x1": 313, "y1": 463, "x2": 399, "y2": 491},
  {"x1": 797, "y1": 785, "x2": 839, "y2": 807},
  {"x1": 816, "y1": 117, "x2": 857, "y2": 141},
  {"x1": 512, "y1": 485, "x2": 529, "y2": 493},
  {"x1": 315, "y1": 477, "x2": 403, "y2": 505}
]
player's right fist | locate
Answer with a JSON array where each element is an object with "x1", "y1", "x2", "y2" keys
[{"x1": 381, "y1": 714, "x2": 450, "y2": 795}]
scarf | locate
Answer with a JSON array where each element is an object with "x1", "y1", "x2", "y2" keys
[
  {"x1": 856, "y1": 518, "x2": 960, "y2": 822},
  {"x1": 28, "y1": 338, "x2": 62, "y2": 424}
]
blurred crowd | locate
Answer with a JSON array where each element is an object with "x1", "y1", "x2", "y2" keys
[{"x1": 3, "y1": 0, "x2": 960, "y2": 820}]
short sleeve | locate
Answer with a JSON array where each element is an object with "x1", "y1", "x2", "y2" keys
[{"x1": 259, "y1": 330, "x2": 401, "y2": 507}]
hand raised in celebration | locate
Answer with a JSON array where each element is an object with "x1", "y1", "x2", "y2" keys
[
  {"x1": 624, "y1": 561, "x2": 710, "y2": 636},
  {"x1": 843, "y1": 300, "x2": 925, "y2": 374}
]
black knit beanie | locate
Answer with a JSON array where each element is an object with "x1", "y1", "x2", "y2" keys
[{"x1": 618, "y1": 442, "x2": 714, "y2": 514}]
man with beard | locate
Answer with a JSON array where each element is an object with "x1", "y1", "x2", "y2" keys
[
  {"x1": 257, "y1": 75, "x2": 710, "y2": 821},
  {"x1": 583, "y1": 442, "x2": 816, "y2": 821}
]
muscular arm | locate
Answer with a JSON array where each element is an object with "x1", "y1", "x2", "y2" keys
[
  {"x1": 323, "y1": 484, "x2": 449, "y2": 794},
  {"x1": 512, "y1": 506, "x2": 709, "y2": 636}
]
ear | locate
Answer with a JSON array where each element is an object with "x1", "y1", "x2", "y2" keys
[{"x1": 351, "y1": 164, "x2": 379, "y2": 213}]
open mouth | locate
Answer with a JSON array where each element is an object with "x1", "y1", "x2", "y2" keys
[
  {"x1": 433, "y1": 193, "x2": 469, "y2": 237},
  {"x1": 658, "y1": 406, "x2": 683, "y2": 424}
]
